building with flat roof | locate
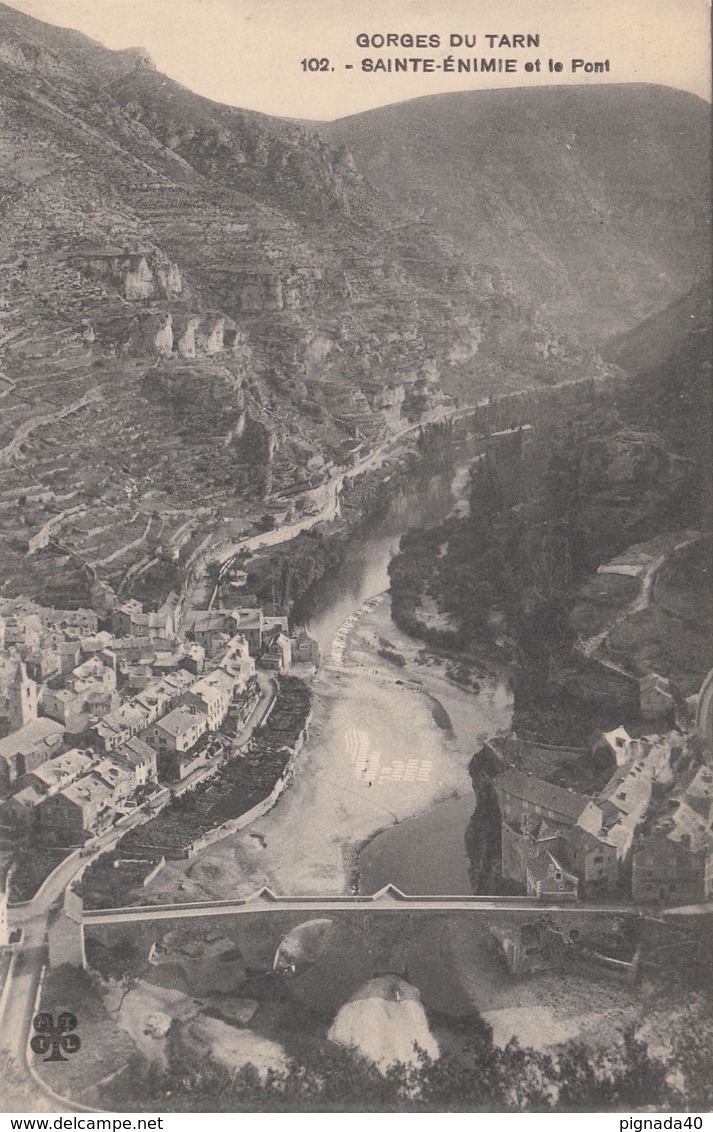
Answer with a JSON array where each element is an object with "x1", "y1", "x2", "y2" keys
[{"x1": 93, "y1": 754, "x2": 135, "y2": 801}]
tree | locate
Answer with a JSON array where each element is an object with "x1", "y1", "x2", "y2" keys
[
  {"x1": 667, "y1": 1022, "x2": 713, "y2": 1109},
  {"x1": 555, "y1": 1028, "x2": 677, "y2": 1111}
]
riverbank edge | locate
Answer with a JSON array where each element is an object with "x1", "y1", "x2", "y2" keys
[
  {"x1": 324, "y1": 589, "x2": 510, "y2": 895},
  {"x1": 182, "y1": 371, "x2": 624, "y2": 631},
  {"x1": 75, "y1": 679, "x2": 313, "y2": 908}
]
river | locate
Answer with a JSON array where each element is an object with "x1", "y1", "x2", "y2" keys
[
  {"x1": 293, "y1": 465, "x2": 462, "y2": 656},
  {"x1": 291, "y1": 461, "x2": 512, "y2": 895},
  {"x1": 285, "y1": 456, "x2": 512, "y2": 894},
  {"x1": 147, "y1": 451, "x2": 512, "y2": 901}
]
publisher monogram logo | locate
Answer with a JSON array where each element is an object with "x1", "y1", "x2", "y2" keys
[{"x1": 30, "y1": 1012, "x2": 81, "y2": 1062}]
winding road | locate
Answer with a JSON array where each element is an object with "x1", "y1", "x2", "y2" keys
[{"x1": 577, "y1": 531, "x2": 702, "y2": 679}]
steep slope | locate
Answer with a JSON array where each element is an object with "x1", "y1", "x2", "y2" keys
[
  {"x1": 603, "y1": 279, "x2": 713, "y2": 527},
  {"x1": 0, "y1": 3, "x2": 606, "y2": 605},
  {"x1": 320, "y1": 85, "x2": 711, "y2": 342}
]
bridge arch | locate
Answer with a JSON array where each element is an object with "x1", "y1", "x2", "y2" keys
[{"x1": 695, "y1": 667, "x2": 713, "y2": 742}]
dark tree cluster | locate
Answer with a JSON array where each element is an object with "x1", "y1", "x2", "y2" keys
[{"x1": 105, "y1": 1017, "x2": 713, "y2": 1113}]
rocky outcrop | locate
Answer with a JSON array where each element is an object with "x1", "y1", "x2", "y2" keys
[
  {"x1": 196, "y1": 315, "x2": 242, "y2": 355},
  {"x1": 177, "y1": 1016, "x2": 288, "y2": 1080},
  {"x1": 327, "y1": 976, "x2": 439, "y2": 1074},
  {"x1": 128, "y1": 310, "x2": 173, "y2": 357},
  {"x1": 154, "y1": 261, "x2": 182, "y2": 298},
  {"x1": 70, "y1": 249, "x2": 182, "y2": 302},
  {"x1": 231, "y1": 413, "x2": 276, "y2": 494},
  {"x1": 363, "y1": 382, "x2": 406, "y2": 428},
  {"x1": 150, "y1": 929, "x2": 246, "y2": 995},
  {"x1": 174, "y1": 315, "x2": 199, "y2": 358},
  {"x1": 103, "y1": 308, "x2": 248, "y2": 361}
]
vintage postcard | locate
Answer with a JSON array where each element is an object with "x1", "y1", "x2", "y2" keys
[{"x1": 0, "y1": 0, "x2": 710, "y2": 1116}]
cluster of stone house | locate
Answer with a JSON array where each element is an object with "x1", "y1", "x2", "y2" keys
[
  {"x1": 0, "y1": 647, "x2": 258, "y2": 841},
  {"x1": 631, "y1": 761, "x2": 713, "y2": 904},
  {"x1": 0, "y1": 595, "x2": 266, "y2": 844},
  {"x1": 111, "y1": 592, "x2": 181, "y2": 641},
  {"x1": 0, "y1": 715, "x2": 65, "y2": 792},
  {"x1": 493, "y1": 726, "x2": 713, "y2": 904},
  {"x1": 0, "y1": 590, "x2": 320, "y2": 845},
  {"x1": 0, "y1": 601, "x2": 101, "y2": 706},
  {"x1": 184, "y1": 606, "x2": 313, "y2": 673},
  {"x1": 495, "y1": 768, "x2": 613, "y2": 900},
  {"x1": 91, "y1": 631, "x2": 259, "y2": 780},
  {"x1": 2, "y1": 737, "x2": 158, "y2": 842},
  {"x1": 42, "y1": 651, "x2": 119, "y2": 732}
]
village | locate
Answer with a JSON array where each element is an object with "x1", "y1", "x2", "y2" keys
[
  {"x1": 486, "y1": 673, "x2": 713, "y2": 906},
  {"x1": 0, "y1": 587, "x2": 319, "y2": 868},
  {"x1": 0, "y1": 566, "x2": 711, "y2": 911}
]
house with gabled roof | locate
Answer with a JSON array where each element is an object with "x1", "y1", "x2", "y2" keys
[
  {"x1": 116, "y1": 735, "x2": 157, "y2": 786},
  {"x1": 598, "y1": 726, "x2": 633, "y2": 767},
  {"x1": 181, "y1": 668, "x2": 235, "y2": 731},
  {"x1": 149, "y1": 706, "x2": 206, "y2": 753},
  {"x1": 38, "y1": 773, "x2": 115, "y2": 842},
  {"x1": 495, "y1": 769, "x2": 611, "y2": 897},
  {"x1": 148, "y1": 706, "x2": 207, "y2": 782},
  {"x1": 260, "y1": 630, "x2": 291, "y2": 673},
  {"x1": 640, "y1": 673, "x2": 675, "y2": 723},
  {"x1": 0, "y1": 718, "x2": 64, "y2": 791},
  {"x1": 597, "y1": 752, "x2": 655, "y2": 859},
  {"x1": 495, "y1": 769, "x2": 603, "y2": 836},
  {"x1": 554, "y1": 825, "x2": 619, "y2": 897},
  {"x1": 632, "y1": 834, "x2": 711, "y2": 905}
]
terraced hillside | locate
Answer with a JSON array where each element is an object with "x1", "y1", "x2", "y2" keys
[{"x1": 0, "y1": 5, "x2": 704, "y2": 607}]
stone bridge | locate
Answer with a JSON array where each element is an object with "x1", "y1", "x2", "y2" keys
[
  {"x1": 695, "y1": 667, "x2": 713, "y2": 744},
  {"x1": 51, "y1": 884, "x2": 649, "y2": 972}
]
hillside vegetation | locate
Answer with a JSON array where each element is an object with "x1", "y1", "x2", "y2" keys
[{"x1": 322, "y1": 85, "x2": 710, "y2": 342}]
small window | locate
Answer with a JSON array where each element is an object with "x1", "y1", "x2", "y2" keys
[{"x1": 554, "y1": 870, "x2": 562, "y2": 880}]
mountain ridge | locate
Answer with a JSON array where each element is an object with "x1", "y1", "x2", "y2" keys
[{"x1": 319, "y1": 83, "x2": 710, "y2": 342}]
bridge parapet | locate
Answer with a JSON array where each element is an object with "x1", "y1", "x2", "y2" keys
[{"x1": 81, "y1": 884, "x2": 545, "y2": 924}]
